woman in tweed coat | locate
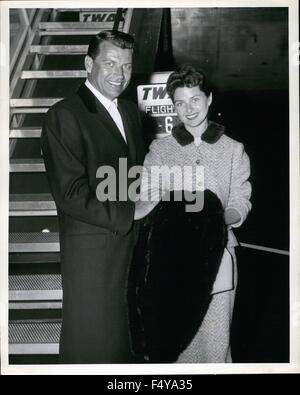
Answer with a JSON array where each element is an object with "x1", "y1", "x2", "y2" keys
[{"x1": 134, "y1": 65, "x2": 251, "y2": 363}]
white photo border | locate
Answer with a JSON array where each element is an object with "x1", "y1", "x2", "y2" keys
[{"x1": 0, "y1": 0, "x2": 299, "y2": 375}]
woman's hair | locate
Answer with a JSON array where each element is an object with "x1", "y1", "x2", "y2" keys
[
  {"x1": 166, "y1": 65, "x2": 211, "y2": 100},
  {"x1": 87, "y1": 30, "x2": 134, "y2": 59}
]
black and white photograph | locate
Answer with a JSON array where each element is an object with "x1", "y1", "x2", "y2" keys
[{"x1": 0, "y1": 0, "x2": 299, "y2": 375}]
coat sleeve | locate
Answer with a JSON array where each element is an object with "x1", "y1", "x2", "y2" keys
[
  {"x1": 140, "y1": 140, "x2": 164, "y2": 200},
  {"x1": 134, "y1": 139, "x2": 164, "y2": 219},
  {"x1": 41, "y1": 105, "x2": 134, "y2": 235},
  {"x1": 227, "y1": 142, "x2": 252, "y2": 228}
]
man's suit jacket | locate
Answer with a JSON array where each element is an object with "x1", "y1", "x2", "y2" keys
[{"x1": 41, "y1": 83, "x2": 145, "y2": 363}]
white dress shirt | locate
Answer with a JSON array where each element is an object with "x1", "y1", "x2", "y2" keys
[{"x1": 85, "y1": 79, "x2": 127, "y2": 143}]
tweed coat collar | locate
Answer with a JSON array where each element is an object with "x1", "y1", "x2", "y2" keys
[{"x1": 172, "y1": 121, "x2": 225, "y2": 146}]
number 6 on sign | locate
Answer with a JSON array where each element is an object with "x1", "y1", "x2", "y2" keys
[{"x1": 165, "y1": 116, "x2": 173, "y2": 134}]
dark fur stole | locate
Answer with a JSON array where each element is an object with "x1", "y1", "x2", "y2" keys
[{"x1": 127, "y1": 190, "x2": 227, "y2": 363}]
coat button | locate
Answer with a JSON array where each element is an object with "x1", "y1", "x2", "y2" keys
[{"x1": 196, "y1": 159, "x2": 201, "y2": 165}]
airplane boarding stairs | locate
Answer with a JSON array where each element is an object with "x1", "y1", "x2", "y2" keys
[{"x1": 9, "y1": 7, "x2": 133, "y2": 362}]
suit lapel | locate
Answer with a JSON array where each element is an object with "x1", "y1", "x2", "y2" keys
[
  {"x1": 95, "y1": 100, "x2": 129, "y2": 152},
  {"x1": 118, "y1": 103, "x2": 137, "y2": 165},
  {"x1": 77, "y1": 83, "x2": 129, "y2": 153}
]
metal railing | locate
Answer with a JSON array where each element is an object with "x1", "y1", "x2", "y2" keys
[
  {"x1": 9, "y1": 8, "x2": 56, "y2": 157},
  {"x1": 10, "y1": 9, "x2": 49, "y2": 95}
]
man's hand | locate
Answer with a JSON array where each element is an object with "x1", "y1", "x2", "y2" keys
[{"x1": 134, "y1": 200, "x2": 157, "y2": 220}]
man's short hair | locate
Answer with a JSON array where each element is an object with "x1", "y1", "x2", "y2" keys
[
  {"x1": 166, "y1": 65, "x2": 211, "y2": 101},
  {"x1": 87, "y1": 30, "x2": 134, "y2": 59}
]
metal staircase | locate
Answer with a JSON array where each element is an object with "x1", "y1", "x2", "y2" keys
[{"x1": 9, "y1": 8, "x2": 133, "y2": 361}]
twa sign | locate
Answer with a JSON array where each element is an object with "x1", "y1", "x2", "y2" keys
[
  {"x1": 79, "y1": 11, "x2": 125, "y2": 24},
  {"x1": 137, "y1": 78, "x2": 178, "y2": 135},
  {"x1": 137, "y1": 85, "x2": 176, "y2": 117}
]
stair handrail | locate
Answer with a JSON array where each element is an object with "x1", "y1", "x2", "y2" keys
[
  {"x1": 9, "y1": 9, "x2": 58, "y2": 157},
  {"x1": 10, "y1": 9, "x2": 49, "y2": 97},
  {"x1": 123, "y1": 9, "x2": 133, "y2": 33}
]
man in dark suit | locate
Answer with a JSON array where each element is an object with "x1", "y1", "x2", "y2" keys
[{"x1": 41, "y1": 30, "x2": 145, "y2": 363}]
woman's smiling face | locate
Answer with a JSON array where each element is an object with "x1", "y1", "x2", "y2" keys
[{"x1": 173, "y1": 86, "x2": 212, "y2": 131}]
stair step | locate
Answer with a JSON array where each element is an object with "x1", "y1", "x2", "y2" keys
[
  {"x1": 9, "y1": 320, "x2": 61, "y2": 354},
  {"x1": 10, "y1": 159, "x2": 45, "y2": 172},
  {"x1": 39, "y1": 30, "x2": 107, "y2": 36},
  {"x1": 9, "y1": 252, "x2": 60, "y2": 265},
  {"x1": 10, "y1": 98, "x2": 62, "y2": 107},
  {"x1": 10, "y1": 128, "x2": 42, "y2": 138},
  {"x1": 9, "y1": 232, "x2": 60, "y2": 253},
  {"x1": 10, "y1": 194, "x2": 57, "y2": 216},
  {"x1": 30, "y1": 45, "x2": 88, "y2": 54},
  {"x1": 9, "y1": 274, "x2": 62, "y2": 301},
  {"x1": 9, "y1": 301, "x2": 62, "y2": 310},
  {"x1": 11, "y1": 108, "x2": 49, "y2": 114},
  {"x1": 56, "y1": 8, "x2": 118, "y2": 12},
  {"x1": 20, "y1": 70, "x2": 86, "y2": 79},
  {"x1": 39, "y1": 21, "x2": 122, "y2": 30}
]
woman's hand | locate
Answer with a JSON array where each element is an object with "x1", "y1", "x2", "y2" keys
[{"x1": 224, "y1": 207, "x2": 241, "y2": 226}]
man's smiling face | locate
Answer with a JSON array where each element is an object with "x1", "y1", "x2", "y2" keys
[{"x1": 85, "y1": 40, "x2": 133, "y2": 101}]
